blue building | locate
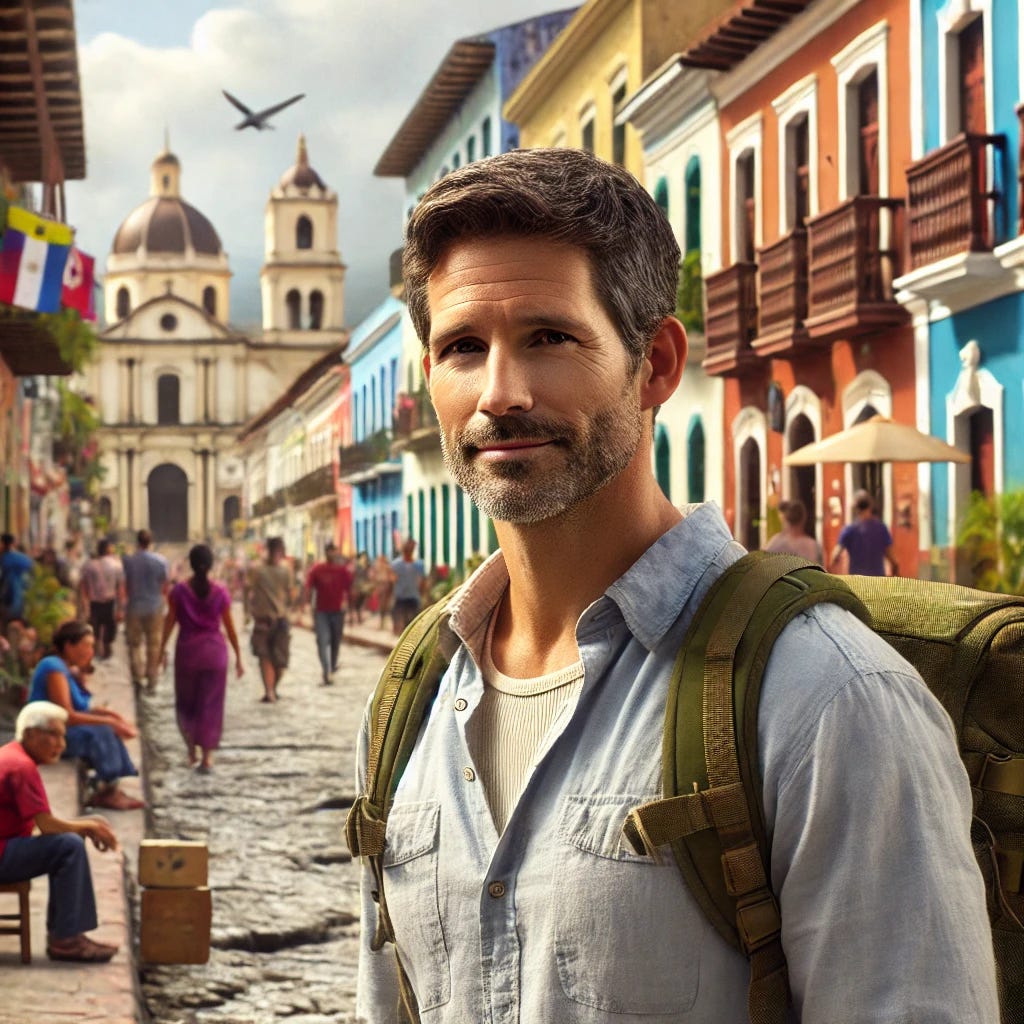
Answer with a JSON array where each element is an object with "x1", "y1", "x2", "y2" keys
[
  {"x1": 342, "y1": 295, "x2": 404, "y2": 558},
  {"x1": 897, "y1": 0, "x2": 1024, "y2": 574}
]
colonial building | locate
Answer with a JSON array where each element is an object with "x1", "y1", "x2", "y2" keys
[{"x1": 89, "y1": 139, "x2": 344, "y2": 544}]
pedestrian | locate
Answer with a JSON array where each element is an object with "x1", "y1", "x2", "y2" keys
[
  {"x1": 0, "y1": 701, "x2": 120, "y2": 962},
  {"x1": 78, "y1": 539, "x2": 125, "y2": 660},
  {"x1": 304, "y1": 543, "x2": 353, "y2": 685},
  {"x1": 29, "y1": 620, "x2": 143, "y2": 810},
  {"x1": 243, "y1": 536, "x2": 293, "y2": 703},
  {"x1": 350, "y1": 551, "x2": 372, "y2": 624},
  {"x1": 368, "y1": 553, "x2": 394, "y2": 631},
  {"x1": 158, "y1": 544, "x2": 243, "y2": 772},
  {"x1": 353, "y1": 148, "x2": 996, "y2": 1021},
  {"x1": 389, "y1": 538, "x2": 425, "y2": 635},
  {"x1": 121, "y1": 530, "x2": 169, "y2": 693},
  {"x1": 0, "y1": 533, "x2": 34, "y2": 626},
  {"x1": 829, "y1": 488, "x2": 898, "y2": 576},
  {"x1": 764, "y1": 499, "x2": 823, "y2": 563}
]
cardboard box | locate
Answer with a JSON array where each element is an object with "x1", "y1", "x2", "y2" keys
[
  {"x1": 139, "y1": 840, "x2": 208, "y2": 889},
  {"x1": 140, "y1": 887, "x2": 212, "y2": 964}
]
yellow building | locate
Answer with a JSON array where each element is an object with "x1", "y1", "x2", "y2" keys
[{"x1": 504, "y1": 0, "x2": 734, "y2": 172}]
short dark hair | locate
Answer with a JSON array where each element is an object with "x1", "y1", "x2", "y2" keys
[
  {"x1": 53, "y1": 619, "x2": 93, "y2": 654},
  {"x1": 0, "y1": 533, "x2": 14, "y2": 548},
  {"x1": 267, "y1": 537, "x2": 285, "y2": 559},
  {"x1": 97, "y1": 538, "x2": 111, "y2": 557},
  {"x1": 137, "y1": 530, "x2": 152, "y2": 548},
  {"x1": 854, "y1": 490, "x2": 874, "y2": 513},
  {"x1": 780, "y1": 499, "x2": 807, "y2": 527},
  {"x1": 403, "y1": 148, "x2": 681, "y2": 374}
]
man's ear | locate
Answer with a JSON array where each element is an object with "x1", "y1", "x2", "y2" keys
[
  {"x1": 422, "y1": 351, "x2": 432, "y2": 383},
  {"x1": 640, "y1": 316, "x2": 687, "y2": 412}
]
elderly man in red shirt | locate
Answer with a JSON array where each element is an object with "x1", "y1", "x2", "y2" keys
[
  {"x1": 305, "y1": 543, "x2": 354, "y2": 686},
  {"x1": 0, "y1": 701, "x2": 119, "y2": 962}
]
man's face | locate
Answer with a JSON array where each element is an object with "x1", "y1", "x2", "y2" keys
[
  {"x1": 22, "y1": 720, "x2": 67, "y2": 765},
  {"x1": 424, "y1": 235, "x2": 644, "y2": 525}
]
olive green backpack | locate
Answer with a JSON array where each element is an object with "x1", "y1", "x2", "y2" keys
[{"x1": 346, "y1": 551, "x2": 1024, "y2": 1023}]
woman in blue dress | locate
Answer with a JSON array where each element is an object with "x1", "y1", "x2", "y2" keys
[{"x1": 29, "y1": 620, "x2": 143, "y2": 810}]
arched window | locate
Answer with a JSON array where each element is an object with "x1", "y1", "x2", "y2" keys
[
  {"x1": 653, "y1": 177, "x2": 669, "y2": 218},
  {"x1": 157, "y1": 374, "x2": 180, "y2": 425},
  {"x1": 655, "y1": 423, "x2": 671, "y2": 499},
  {"x1": 148, "y1": 464, "x2": 188, "y2": 542},
  {"x1": 202, "y1": 286, "x2": 216, "y2": 316},
  {"x1": 687, "y1": 417, "x2": 705, "y2": 503},
  {"x1": 286, "y1": 289, "x2": 301, "y2": 329},
  {"x1": 309, "y1": 290, "x2": 324, "y2": 329},
  {"x1": 296, "y1": 215, "x2": 313, "y2": 250},
  {"x1": 684, "y1": 156, "x2": 702, "y2": 255},
  {"x1": 116, "y1": 287, "x2": 130, "y2": 320},
  {"x1": 222, "y1": 495, "x2": 240, "y2": 534}
]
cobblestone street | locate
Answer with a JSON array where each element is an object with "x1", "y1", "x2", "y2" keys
[{"x1": 135, "y1": 615, "x2": 386, "y2": 1023}]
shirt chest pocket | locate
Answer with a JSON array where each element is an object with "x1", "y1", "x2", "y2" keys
[
  {"x1": 383, "y1": 800, "x2": 451, "y2": 1011},
  {"x1": 554, "y1": 794, "x2": 704, "y2": 1016}
]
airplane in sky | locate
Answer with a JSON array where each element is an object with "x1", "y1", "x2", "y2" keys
[{"x1": 222, "y1": 90, "x2": 305, "y2": 130}]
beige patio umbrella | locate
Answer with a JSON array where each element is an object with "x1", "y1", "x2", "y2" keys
[{"x1": 783, "y1": 415, "x2": 971, "y2": 466}]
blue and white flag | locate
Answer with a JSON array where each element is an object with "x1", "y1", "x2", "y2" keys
[{"x1": 0, "y1": 206, "x2": 73, "y2": 313}]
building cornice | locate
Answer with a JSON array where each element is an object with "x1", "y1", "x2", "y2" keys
[{"x1": 619, "y1": 57, "x2": 715, "y2": 146}]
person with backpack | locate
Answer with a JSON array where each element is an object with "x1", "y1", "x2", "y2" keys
[{"x1": 348, "y1": 149, "x2": 999, "y2": 1024}]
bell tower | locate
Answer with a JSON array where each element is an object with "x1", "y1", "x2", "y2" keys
[{"x1": 260, "y1": 135, "x2": 346, "y2": 342}]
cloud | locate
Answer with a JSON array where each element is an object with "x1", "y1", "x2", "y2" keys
[{"x1": 66, "y1": 0, "x2": 573, "y2": 327}]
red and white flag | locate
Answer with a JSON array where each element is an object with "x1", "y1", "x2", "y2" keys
[{"x1": 61, "y1": 246, "x2": 96, "y2": 321}]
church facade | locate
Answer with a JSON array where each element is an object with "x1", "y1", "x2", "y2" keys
[{"x1": 87, "y1": 138, "x2": 345, "y2": 544}]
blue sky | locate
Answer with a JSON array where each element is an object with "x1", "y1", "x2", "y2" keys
[{"x1": 65, "y1": 1, "x2": 571, "y2": 329}]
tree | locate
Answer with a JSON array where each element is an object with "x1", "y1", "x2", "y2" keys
[{"x1": 957, "y1": 488, "x2": 1024, "y2": 594}]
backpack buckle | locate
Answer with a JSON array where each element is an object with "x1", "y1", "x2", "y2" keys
[{"x1": 736, "y1": 892, "x2": 782, "y2": 953}]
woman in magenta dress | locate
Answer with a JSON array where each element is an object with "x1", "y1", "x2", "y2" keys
[{"x1": 158, "y1": 544, "x2": 243, "y2": 772}]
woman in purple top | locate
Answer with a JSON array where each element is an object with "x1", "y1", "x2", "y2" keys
[{"x1": 158, "y1": 545, "x2": 243, "y2": 772}]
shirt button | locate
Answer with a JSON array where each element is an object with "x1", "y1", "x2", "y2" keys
[
  {"x1": 488, "y1": 881, "x2": 506, "y2": 899},
  {"x1": 454, "y1": 698, "x2": 468, "y2": 711},
  {"x1": 462, "y1": 766, "x2": 476, "y2": 782}
]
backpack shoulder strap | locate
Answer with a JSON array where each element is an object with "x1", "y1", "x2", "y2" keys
[{"x1": 624, "y1": 551, "x2": 868, "y2": 1024}]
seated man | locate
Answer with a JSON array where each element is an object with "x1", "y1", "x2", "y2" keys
[{"x1": 0, "y1": 701, "x2": 119, "y2": 962}]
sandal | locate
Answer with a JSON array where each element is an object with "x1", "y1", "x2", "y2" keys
[
  {"x1": 47, "y1": 934, "x2": 118, "y2": 962},
  {"x1": 88, "y1": 788, "x2": 145, "y2": 811}
]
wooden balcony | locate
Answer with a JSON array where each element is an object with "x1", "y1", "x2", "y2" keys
[
  {"x1": 392, "y1": 387, "x2": 440, "y2": 453},
  {"x1": 804, "y1": 196, "x2": 908, "y2": 343},
  {"x1": 702, "y1": 262, "x2": 759, "y2": 377},
  {"x1": 751, "y1": 229, "x2": 809, "y2": 358},
  {"x1": 251, "y1": 489, "x2": 285, "y2": 519},
  {"x1": 338, "y1": 428, "x2": 392, "y2": 478},
  {"x1": 286, "y1": 463, "x2": 334, "y2": 506},
  {"x1": 905, "y1": 132, "x2": 1006, "y2": 269}
]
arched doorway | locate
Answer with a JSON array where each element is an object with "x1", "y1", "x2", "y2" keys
[
  {"x1": 787, "y1": 413, "x2": 816, "y2": 536},
  {"x1": 148, "y1": 464, "x2": 188, "y2": 542},
  {"x1": 223, "y1": 495, "x2": 240, "y2": 535},
  {"x1": 739, "y1": 437, "x2": 762, "y2": 551}
]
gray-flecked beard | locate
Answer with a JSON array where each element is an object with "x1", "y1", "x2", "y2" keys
[{"x1": 438, "y1": 396, "x2": 643, "y2": 525}]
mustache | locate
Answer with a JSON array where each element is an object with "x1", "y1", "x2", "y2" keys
[{"x1": 458, "y1": 416, "x2": 572, "y2": 449}]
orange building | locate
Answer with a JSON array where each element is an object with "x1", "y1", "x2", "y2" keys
[{"x1": 696, "y1": 0, "x2": 921, "y2": 574}]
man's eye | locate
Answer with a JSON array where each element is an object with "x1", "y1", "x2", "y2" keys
[
  {"x1": 438, "y1": 338, "x2": 483, "y2": 358},
  {"x1": 536, "y1": 330, "x2": 574, "y2": 346}
]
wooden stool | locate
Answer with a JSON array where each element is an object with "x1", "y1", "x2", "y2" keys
[{"x1": 0, "y1": 879, "x2": 31, "y2": 963}]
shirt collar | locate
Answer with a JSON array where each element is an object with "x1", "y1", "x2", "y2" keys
[{"x1": 441, "y1": 502, "x2": 740, "y2": 656}]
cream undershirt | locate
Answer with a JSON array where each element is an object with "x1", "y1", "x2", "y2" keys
[{"x1": 464, "y1": 601, "x2": 585, "y2": 834}]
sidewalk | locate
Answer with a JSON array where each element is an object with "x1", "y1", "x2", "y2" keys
[
  {"x1": 0, "y1": 650, "x2": 145, "y2": 1024},
  {"x1": 293, "y1": 610, "x2": 399, "y2": 657}
]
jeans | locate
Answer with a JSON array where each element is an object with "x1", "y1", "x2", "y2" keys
[
  {"x1": 0, "y1": 833, "x2": 98, "y2": 938},
  {"x1": 126, "y1": 609, "x2": 165, "y2": 685},
  {"x1": 313, "y1": 610, "x2": 344, "y2": 679}
]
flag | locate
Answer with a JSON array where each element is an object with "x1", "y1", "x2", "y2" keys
[
  {"x1": 0, "y1": 205, "x2": 73, "y2": 313},
  {"x1": 61, "y1": 245, "x2": 96, "y2": 321}
]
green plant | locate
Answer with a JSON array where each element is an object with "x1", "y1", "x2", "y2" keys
[
  {"x1": 22, "y1": 569, "x2": 77, "y2": 648},
  {"x1": 37, "y1": 308, "x2": 98, "y2": 374},
  {"x1": 957, "y1": 488, "x2": 1024, "y2": 594},
  {"x1": 675, "y1": 249, "x2": 704, "y2": 333}
]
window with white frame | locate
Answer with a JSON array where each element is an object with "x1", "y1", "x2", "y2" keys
[
  {"x1": 609, "y1": 66, "x2": 628, "y2": 166},
  {"x1": 580, "y1": 102, "x2": 596, "y2": 154},
  {"x1": 727, "y1": 113, "x2": 763, "y2": 264},
  {"x1": 938, "y1": 0, "x2": 991, "y2": 141},
  {"x1": 771, "y1": 75, "x2": 818, "y2": 233},
  {"x1": 732, "y1": 406, "x2": 767, "y2": 550}
]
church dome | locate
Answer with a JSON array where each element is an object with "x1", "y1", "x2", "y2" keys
[
  {"x1": 111, "y1": 148, "x2": 222, "y2": 257},
  {"x1": 278, "y1": 134, "x2": 326, "y2": 191}
]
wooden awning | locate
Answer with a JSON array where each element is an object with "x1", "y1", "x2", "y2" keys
[
  {"x1": 0, "y1": 315, "x2": 72, "y2": 375},
  {"x1": 679, "y1": 0, "x2": 814, "y2": 72},
  {"x1": 0, "y1": 0, "x2": 86, "y2": 184}
]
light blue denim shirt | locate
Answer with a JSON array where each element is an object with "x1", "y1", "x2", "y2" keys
[{"x1": 355, "y1": 504, "x2": 997, "y2": 1023}]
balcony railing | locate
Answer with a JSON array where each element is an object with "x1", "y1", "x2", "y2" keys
[
  {"x1": 392, "y1": 387, "x2": 440, "y2": 453},
  {"x1": 702, "y1": 262, "x2": 759, "y2": 377},
  {"x1": 804, "y1": 196, "x2": 908, "y2": 343},
  {"x1": 905, "y1": 132, "x2": 1006, "y2": 269},
  {"x1": 751, "y1": 229, "x2": 808, "y2": 357},
  {"x1": 286, "y1": 463, "x2": 334, "y2": 505},
  {"x1": 338, "y1": 428, "x2": 392, "y2": 477},
  {"x1": 251, "y1": 489, "x2": 285, "y2": 519}
]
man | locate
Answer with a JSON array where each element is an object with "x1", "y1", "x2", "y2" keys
[
  {"x1": 829, "y1": 488, "x2": 898, "y2": 576},
  {"x1": 79, "y1": 539, "x2": 125, "y2": 660},
  {"x1": 121, "y1": 530, "x2": 169, "y2": 692},
  {"x1": 244, "y1": 537, "x2": 293, "y2": 703},
  {"x1": 389, "y1": 538, "x2": 426, "y2": 635},
  {"x1": 0, "y1": 533, "x2": 34, "y2": 625},
  {"x1": 0, "y1": 701, "x2": 119, "y2": 962},
  {"x1": 354, "y1": 149, "x2": 997, "y2": 1022},
  {"x1": 304, "y1": 543, "x2": 353, "y2": 685}
]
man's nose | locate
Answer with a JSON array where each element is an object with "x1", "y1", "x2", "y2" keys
[{"x1": 477, "y1": 349, "x2": 533, "y2": 417}]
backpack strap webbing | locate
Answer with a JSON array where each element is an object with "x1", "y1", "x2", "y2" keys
[
  {"x1": 344, "y1": 591, "x2": 457, "y2": 1024},
  {"x1": 624, "y1": 552, "x2": 868, "y2": 1024}
]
